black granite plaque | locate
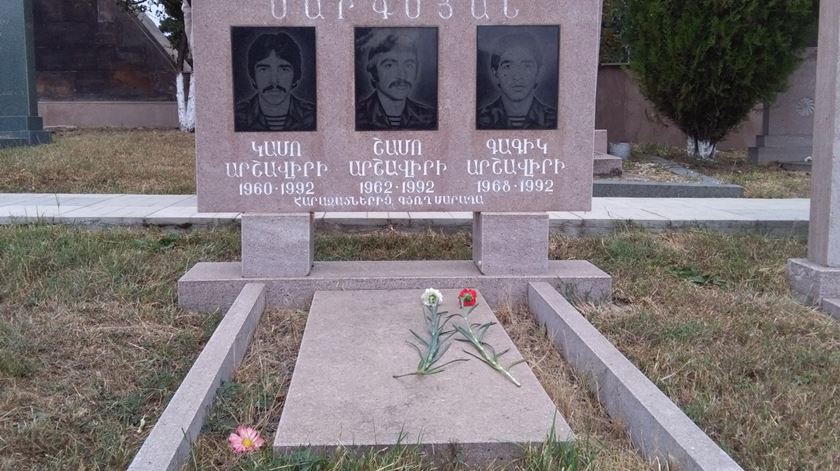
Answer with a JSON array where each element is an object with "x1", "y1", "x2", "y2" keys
[
  {"x1": 476, "y1": 25, "x2": 560, "y2": 131},
  {"x1": 354, "y1": 27, "x2": 439, "y2": 131},
  {"x1": 231, "y1": 27, "x2": 317, "y2": 133}
]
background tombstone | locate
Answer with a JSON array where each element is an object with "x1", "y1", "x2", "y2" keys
[
  {"x1": 0, "y1": 0, "x2": 51, "y2": 148},
  {"x1": 748, "y1": 48, "x2": 817, "y2": 167},
  {"x1": 787, "y1": 0, "x2": 840, "y2": 316}
]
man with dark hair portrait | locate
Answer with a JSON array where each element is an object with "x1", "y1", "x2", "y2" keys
[
  {"x1": 478, "y1": 32, "x2": 557, "y2": 130},
  {"x1": 235, "y1": 32, "x2": 316, "y2": 132},
  {"x1": 356, "y1": 30, "x2": 436, "y2": 131}
]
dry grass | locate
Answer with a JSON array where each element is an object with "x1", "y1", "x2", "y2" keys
[
  {"x1": 638, "y1": 145, "x2": 811, "y2": 198},
  {"x1": 0, "y1": 225, "x2": 238, "y2": 470},
  {"x1": 551, "y1": 230, "x2": 840, "y2": 470},
  {"x1": 2, "y1": 226, "x2": 838, "y2": 470},
  {"x1": 185, "y1": 308, "x2": 307, "y2": 470},
  {"x1": 499, "y1": 305, "x2": 654, "y2": 470},
  {"x1": 0, "y1": 129, "x2": 195, "y2": 194}
]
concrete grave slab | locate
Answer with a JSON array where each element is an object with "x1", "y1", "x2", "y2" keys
[{"x1": 274, "y1": 289, "x2": 570, "y2": 467}]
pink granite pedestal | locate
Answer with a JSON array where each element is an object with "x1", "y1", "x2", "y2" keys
[
  {"x1": 273, "y1": 289, "x2": 571, "y2": 467},
  {"x1": 473, "y1": 212, "x2": 550, "y2": 276},
  {"x1": 178, "y1": 259, "x2": 612, "y2": 313},
  {"x1": 241, "y1": 213, "x2": 314, "y2": 278}
]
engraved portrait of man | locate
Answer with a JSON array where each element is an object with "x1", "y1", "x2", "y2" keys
[
  {"x1": 477, "y1": 26, "x2": 559, "y2": 130},
  {"x1": 233, "y1": 28, "x2": 317, "y2": 132},
  {"x1": 355, "y1": 27, "x2": 438, "y2": 131}
]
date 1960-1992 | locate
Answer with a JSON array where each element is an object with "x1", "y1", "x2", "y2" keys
[{"x1": 239, "y1": 181, "x2": 315, "y2": 196}]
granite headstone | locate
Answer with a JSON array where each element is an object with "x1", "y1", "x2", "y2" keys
[
  {"x1": 194, "y1": 0, "x2": 600, "y2": 213},
  {"x1": 0, "y1": 0, "x2": 50, "y2": 147}
]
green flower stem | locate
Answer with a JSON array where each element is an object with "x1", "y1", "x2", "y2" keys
[
  {"x1": 394, "y1": 304, "x2": 467, "y2": 378},
  {"x1": 455, "y1": 308, "x2": 525, "y2": 387}
]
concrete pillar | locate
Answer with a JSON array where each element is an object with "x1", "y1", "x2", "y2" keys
[
  {"x1": 241, "y1": 214, "x2": 314, "y2": 278},
  {"x1": 0, "y1": 0, "x2": 51, "y2": 148},
  {"x1": 787, "y1": 0, "x2": 840, "y2": 314},
  {"x1": 473, "y1": 212, "x2": 549, "y2": 276}
]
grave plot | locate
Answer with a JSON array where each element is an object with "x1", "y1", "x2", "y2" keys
[
  {"x1": 144, "y1": 0, "x2": 742, "y2": 469},
  {"x1": 274, "y1": 289, "x2": 571, "y2": 467}
]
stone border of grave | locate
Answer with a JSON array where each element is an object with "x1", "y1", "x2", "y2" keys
[
  {"x1": 127, "y1": 283, "x2": 266, "y2": 471},
  {"x1": 528, "y1": 282, "x2": 743, "y2": 471},
  {"x1": 128, "y1": 280, "x2": 745, "y2": 470},
  {"x1": 593, "y1": 180, "x2": 744, "y2": 198}
]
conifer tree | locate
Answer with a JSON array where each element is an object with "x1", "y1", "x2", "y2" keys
[{"x1": 625, "y1": 0, "x2": 817, "y2": 159}]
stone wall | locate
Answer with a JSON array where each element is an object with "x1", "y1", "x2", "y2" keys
[{"x1": 32, "y1": 0, "x2": 176, "y2": 101}]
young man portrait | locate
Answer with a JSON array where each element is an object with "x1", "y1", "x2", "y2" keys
[
  {"x1": 233, "y1": 28, "x2": 316, "y2": 132},
  {"x1": 477, "y1": 26, "x2": 559, "y2": 130},
  {"x1": 355, "y1": 27, "x2": 438, "y2": 131}
]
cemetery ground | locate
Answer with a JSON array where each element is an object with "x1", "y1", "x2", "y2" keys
[
  {"x1": 635, "y1": 145, "x2": 812, "y2": 199},
  {"x1": 0, "y1": 129, "x2": 810, "y2": 199},
  {"x1": 1, "y1": 225, "x2": 839, "y2": 469}
]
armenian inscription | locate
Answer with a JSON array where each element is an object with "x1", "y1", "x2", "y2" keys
[{"x1": 195, "y1": 0, "x2": 601, "y2": 213}]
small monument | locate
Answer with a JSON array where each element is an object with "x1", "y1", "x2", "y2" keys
[
  {"x1": 179, "y1": 0, "x2": 610, "y2": 464},
  {"x1": 748, "y1": 48, "x2": 817, "y2": 166},
  {"x1": 0, "y1": 0, "x2": 51, "y2": 148},
  {"x1": 180, "y1": 0, "x2": 611, "y2": 312},
  {"x1": 787, "y1": 0, "x2": 840, "y2": 317}
]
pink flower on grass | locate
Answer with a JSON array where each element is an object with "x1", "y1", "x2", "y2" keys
[{"x1": 228, "y1": 425, "x2": 265, "y2": 454}]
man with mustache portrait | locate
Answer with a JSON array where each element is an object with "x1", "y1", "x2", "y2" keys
[
  {"x1": 356, "y1": 29, "x2": 437, "y2": 131},
  {"x1": 477, "y1": 31, "x2": 557, "y2": 130},
  {"x1": 235, "y1": 32, "x2": 316, "y2": 132}
]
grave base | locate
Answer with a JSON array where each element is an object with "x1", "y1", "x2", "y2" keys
[
  {"x1": 787, "y1": 258, "x2": 840, "y2": 305},
  {"x1": 178, "y1": 260, "x2": 611, "y2": 312},
  {"x1": 0, "y1": 129, "x2": 51, "y2": 148},
  {"x1": 274, "y1": 289, "x2": 571, "y2": 467}
]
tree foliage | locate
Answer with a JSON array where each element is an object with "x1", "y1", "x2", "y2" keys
[
  {"x1": 625, "y1": 0, "x2": 818, "y2": 152},
  {"x1": 116, "y1": 0, "x2": 190, "y2": 68},
  {"x1": 601, "y1": 0, "x2": 629, "y2": 63}
]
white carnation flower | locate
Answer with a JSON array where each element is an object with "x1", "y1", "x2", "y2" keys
[{"x1": 421, "y1": 288, "x2": 443, "y2": 307}]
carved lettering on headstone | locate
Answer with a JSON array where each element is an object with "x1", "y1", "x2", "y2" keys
[{"x1": 195, "y1": 0, "x2": 600, "y2": 213}]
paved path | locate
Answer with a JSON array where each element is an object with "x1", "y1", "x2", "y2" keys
[{"x1": 0, "y1": 193, "x2": 809, "y2": 234}]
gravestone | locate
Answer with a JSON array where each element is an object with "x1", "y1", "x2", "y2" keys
[
  {"x1": 0, "y1": 0, "x2": 51, "y2": 148},
  {"x1": 748, "y1": 48, "x2": 817, "y2": 166},
  {"x1": 178, "y1": 0, "x2": 610, "y2": 464},
  {"x1": 180, "y1": 0, "x2": 610, "y2": 311},
  {"x1": 787, "y1": 0, "x2": 840, "y2": 316}
]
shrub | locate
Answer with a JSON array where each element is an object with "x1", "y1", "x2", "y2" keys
[
  {"x1": 624, "y1": 0, "x2": 818, "y2": 159},
  {"x1": 601, "y1": 0, "x2": 630, "y2": 64}
]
